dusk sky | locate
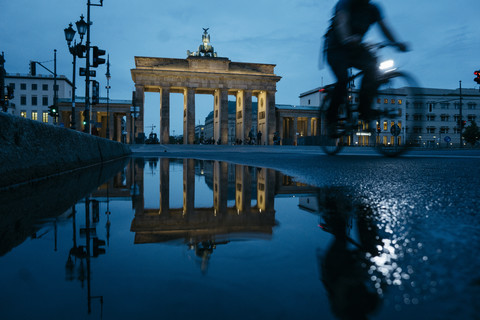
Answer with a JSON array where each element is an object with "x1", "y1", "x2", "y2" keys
[{"x1": 2, "y1": 0, "x2": 479, "y2": 135}]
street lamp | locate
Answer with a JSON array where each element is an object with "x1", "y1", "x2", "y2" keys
[{"x1": 64, "y1": 15, "x2": 87, "y2": 130}]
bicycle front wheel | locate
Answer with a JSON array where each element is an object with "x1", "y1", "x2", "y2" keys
[{"x1": 371, "y1": 71, "x2": 423, "y2": 157}]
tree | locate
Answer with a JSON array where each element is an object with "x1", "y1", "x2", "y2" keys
[{"x1": 463, "y1": 120, "x2": 480, "y2": 147}]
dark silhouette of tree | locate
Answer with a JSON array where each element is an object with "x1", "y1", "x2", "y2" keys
[{"x1": 463, "y1": 120, "x2": 480, "y2": 146}]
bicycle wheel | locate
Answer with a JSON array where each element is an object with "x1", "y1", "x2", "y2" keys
[
  {"x1": 371, "y1": 71, "x2": 422, "y2": 157},
  {"x1": 318, "y1": 93, "x2": 346, "y2": 155}
]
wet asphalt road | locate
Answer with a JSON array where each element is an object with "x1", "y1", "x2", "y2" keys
[{"x1": 131, "y1": 144, "x2": 480, "y2": 319}]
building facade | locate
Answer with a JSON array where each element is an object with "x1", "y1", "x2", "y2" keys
[
  {"x1": 5, "y1": 73, "x2": 73, "y2": 125},
  {"x1": 300, "y1": 86, "x2": 480, "y2": 147}
]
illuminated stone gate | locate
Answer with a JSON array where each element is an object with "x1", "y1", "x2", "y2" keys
[{"x1": 130, "y1": 29, "x2": 281, "y2": 144}]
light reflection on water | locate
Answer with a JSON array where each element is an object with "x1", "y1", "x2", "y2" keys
[{"x1": 0, "y1": 158, "x2": 453, "y2": 319}]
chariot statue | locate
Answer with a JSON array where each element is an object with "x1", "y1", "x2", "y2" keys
[{"x1": 187, "y1": 28, "x2": 218, "y2": 57}]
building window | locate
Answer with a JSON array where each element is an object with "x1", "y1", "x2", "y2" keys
[
  {"x1": 468, "y1": 103, "x2": 476, "y2": 110},
  {"x1": 398, "y1": 99, "x2": 403, "y2": 105},
  {"x1": 440, "y1": 127, "x2": 449, "y2": 134},
  {"x1": 31, "y1": 95, "x2": 38, "y2": 106},
  {"x1": 426, "y1": 115, "x2": 436, "y2": 121},
  {"x1": 42, "y1": 84, "x2": 48, "y2": 91},
  {"x1": 308, "y1": 99, "x2": 310, "y2": 105},
  {"x1": 20, "y1": 111, "x2": 27, "y2": 118},
  {"x1": 42, "y1": 111, "x2": 49, "y2": 123},
  {"x1": 413, "y1": 114, "x2": 422, "y2": 121},
  {"x1": 427, "y1": 127, "x2": 436, "y2": 133},
  {"x1": 383, "y1": 121, "x2": 387, "y2": 131},
  {"x1": 32, "y1": 83, "x2": 37, "y2": 90},
  {"x1": 9, "y1": 83, "x2": 15, "y2": 89},
  {"x1": 442, "y1": 103, "x2": 450, "y2": 109},
  {"x1": 377, "y1": 98, "x2": 381, "y2": 104},
  {"x1": 21, "y1": 95, "x2": 27, "y2": 105},
  {"x1": 440, "y1": 114, "x2": 449, "y2": 122},
  {"x1": 468, "y1": 115, "x2": 476, "y2": 122},
  {"x1": 391, "y1": 99, "x2": 396, "y2": 104},
  {"x1": 20, "y1": 83, "x2": 27, "y2": 90},
  {"x1": 384, "y1": 99, "x2": 388, "y2": 104},
  {"x1": 32, "y1": 111, "x2": 38, "y2": 121},
  {"x1": 42, "y1": 96, "x2": 48, "y2": 106}
]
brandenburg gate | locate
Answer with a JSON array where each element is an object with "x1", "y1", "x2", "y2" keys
[{"x1": 130, "y1": 29, "x2": 281, "y2": 144}]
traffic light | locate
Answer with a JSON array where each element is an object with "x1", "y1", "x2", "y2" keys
[
  {"x1": 92, "y1": 46, "x2": 106, "y2": 68},
  {"x1": 48, "y1": 105, "x2": 58, "y2": 117},
  {"x1": 474, "y1": 70, "x2": 480, "y2": 85},
  {"x1": 29, "y1": 61, "x2": 36, "y2": 76},
  {"x1": 92, "y1": 80, "x2": 100, "y2": 104},
  {"x1": 458, "y1": 119, "x2": 467, "y2": 129},
  {"x1": 92, "y1": 237, "x2": 106, "y2": 257},
  {"x1": 82, "y1": 110, "x2": 89, "y2": 126}
]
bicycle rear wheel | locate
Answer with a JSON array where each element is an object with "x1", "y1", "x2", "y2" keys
[
  {"x1": 371, "y1": 71, "x2": 422, "y2": 157},
  {"x1": 318, "y1": 94, "x2": 346, "y2": 155}
]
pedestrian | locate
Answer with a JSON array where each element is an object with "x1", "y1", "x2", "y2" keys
[{"x1": 257, "y1": 131, "x2": 262, "y2": 145}]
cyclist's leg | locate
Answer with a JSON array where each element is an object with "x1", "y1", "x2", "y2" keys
[
  {"x1": 351, "y1": 48, "x2": 377, "y2": 121},
  {"x1": 326, "y1": 49, "x2": 349, "y2": 123}
]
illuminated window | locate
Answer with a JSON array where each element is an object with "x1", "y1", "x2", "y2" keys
[
  {"x1": 20, "y1": 111, "x2": 27, "y2": 118},
  {"x1": 42, "y1": 111, "x2": 49, "y2": 123},
  {"x1": 398, "y1": 99, "x2": 403, "y2": 105},
  {"x1": 383, "y1": 121, "x2": 388, "y2": 131},
  {"x1": 31, "y1": 111, "x2": 38, "y2": 121},
  {"x1": 398, "y1": 121, "x2": 402, "y2": 129},
  {"x1": 384, "y1": 99, "x2": 388, "y2": 104}
]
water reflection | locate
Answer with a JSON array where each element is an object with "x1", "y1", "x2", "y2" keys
[
  {"x1": 314, "y1": 187, "x2": 385, "y2": 319},
  {"x1": 1, "y1": 157, "x2": 446, "y2": 319},
  {"x1": 130, "y1": 159, "x2": 279, "y2": 274}
]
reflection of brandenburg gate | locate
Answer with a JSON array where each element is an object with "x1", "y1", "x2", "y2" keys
[
  {"x1": 130, "y1": 160, "x2": 277, "y2": 244},
  {"x1": 130, "y1": 31, "x2": 281, "y2": 145}
]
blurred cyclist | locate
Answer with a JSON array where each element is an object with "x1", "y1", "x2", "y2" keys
[{"x1": 324, "y1": 0, "x2": 408, "y2": 130}]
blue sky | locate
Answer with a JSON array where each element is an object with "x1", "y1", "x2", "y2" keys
[{"x1": 2, "y1": 0, "x2": 479, "y2": 135}]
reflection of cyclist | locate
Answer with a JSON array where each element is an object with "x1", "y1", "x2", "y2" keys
[
  {"x1": 316, "y1": 187, "x2": 385, "y2": 319},
  {"x1": 325, "y1": 0, "x2": 408, "y2": 127}
]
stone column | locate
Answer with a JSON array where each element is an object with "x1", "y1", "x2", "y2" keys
[
  {"x1": 134, "y1": 86, "x2": 145, "y2": 142},
  {"x1": 235, "y1": 91, "x2": 244, "y2": 143},
  {"x1": 266, "y1": 91, "x2": 276, "y2": 145},
  {"x1": 160, "y1": 158, "x2": 170, "y2": 214},
  {"x1": 293, "y1": 117, "x2": 298, "y2": 146},
  {"x1": 126, "y1": 112, "x2": 132, "y2": 144},
  {"x1": 108, "y1": 111, "x2": 114, "y2": 140},
  {"x1": 307, "y1": 117, "x2": 312, "y2": 136},
  {"x1": 244, "y1": 90, "x2": 253, "y2": 143},
  {"x1": 183, "y1": 88, "x2": 195, "y2": 144},
  {"x1": 213, "y1": 161, "x2": 228, "y2": 214},
  {"x1": 257, "y1": 91, "x2": 267, "y2": 143},
  {"x1": 183, "y1": 159, "x2": 195, "y2": 215},
  {"x1": 219, "y1": 89, "x2": 229, "y2": 144},
  {"x1": 235, "y1": 164, "x2": 252, "y2": 214},
  {"x1": 257, "y1": 168, "x2": 275, "y2": 213},
  {"x1": 160, "y1": 87, "x2": 170, "y2": 144}
]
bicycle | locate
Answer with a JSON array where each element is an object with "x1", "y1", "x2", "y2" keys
[{"x1": 318, "y1": 42, "x2": 423, "y2": 157}]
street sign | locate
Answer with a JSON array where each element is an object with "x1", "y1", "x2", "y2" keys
[
  {"x1": 79, "y1": 68, "x2": 96, "y2": 77},
  {"x1": 444, "y1": 136, "x2": 451, "y2": 143},
  {"x1": 390, "y1": 124, "x2": 401, "y2": 136}
]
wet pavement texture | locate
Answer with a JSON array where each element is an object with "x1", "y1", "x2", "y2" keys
[{"x1": 1, "y1": 147, "x2": 480, "y2": 319}]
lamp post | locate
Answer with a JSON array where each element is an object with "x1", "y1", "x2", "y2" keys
[
  {"x1": 64, "y1": 17, "x2": 87, "y2": 130},
  {"x1": 105, "y1": 55, "x2": 111, "y2": 139}
]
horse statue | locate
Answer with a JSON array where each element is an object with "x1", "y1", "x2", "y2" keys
[{"x1": 187, "y1": 28, "x2": 218, "y2": 57}]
